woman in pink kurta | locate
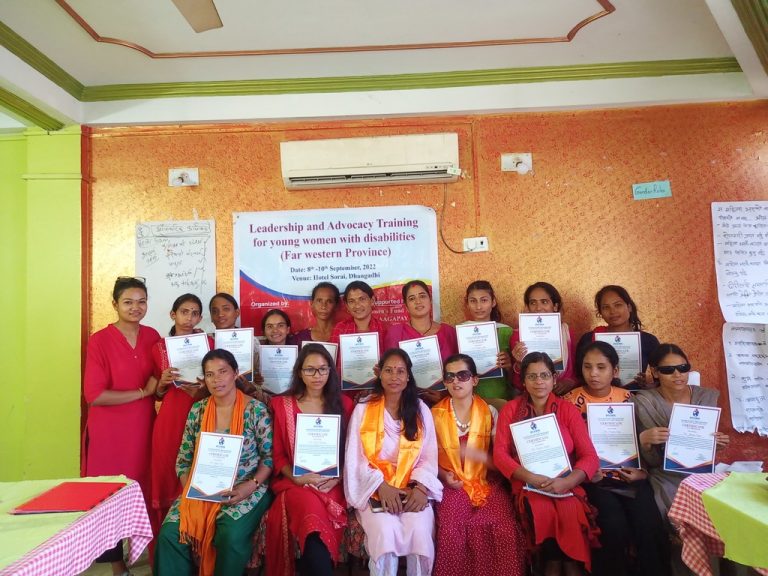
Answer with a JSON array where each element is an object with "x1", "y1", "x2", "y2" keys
[
  {"x1": 83, "y1": 277, "x2": 161, "y2": 573},
  {"x1": 344, "y1": 348, "x2": 443, "y2": 576}
]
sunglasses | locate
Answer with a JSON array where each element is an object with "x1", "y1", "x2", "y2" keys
[
  {"x1": 116, "y1": 275, "x2": 146, "y2": 283},
  {"x1": 655, "y1": 363, "x2": 691, "y2": 375},
  {"x1": 444, "y1": 370, "x2": 472, "y2": 384}
]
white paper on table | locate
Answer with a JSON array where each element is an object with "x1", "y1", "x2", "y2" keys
[
  {"x1": 518, "y1": 313, "x2": 564, "y2": 366},
  {"x1": 510, "y1": 413, "x2": 572, "y2": 478},
  {"x1": 594, "y1": 332, "x2": 642, "y2": 385},
  {"x1": 456, "y1": 321, "x2": 502, "y2": 379},
  {"x1": 165, "y1": 332, "x2": 211, "y2": 384},
  {"x1": 259, "y1": 345, "x2": 298, "y2": 394},
  {"x1": 714, "y1": 461, "x2": 764, "y2": 473},
  {"x1": 215, "y1": 328, "x2": 254, "y2": 381},
  {"x1": 293, "y1": 414, "x2": 341, "y2": 477},
  {"x1": 586, "y1": 403, "x2": 640, "y2": 469},
  {"x1": 339, "y1": 332, "x2": 379, "y2": 390},
  {"x1": 664, "y1": 403, "x2": 721, "y2": 474},
  {"x1": 187, "y1": 432, "x2": 243, "y2": 502},
  {"x1": 301, "y1": 341, "x2": 338, "y2": 364},
  {"x1": 398, "y1": 334, "x2": 444, "y2": 390},
  {"x1": 722, "y1": 323, "x2": 768, "y2": 436}
]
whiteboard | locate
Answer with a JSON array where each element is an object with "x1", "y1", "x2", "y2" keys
[{"x1": 136, "y1": 220, "x2": 217, "y2": 335}]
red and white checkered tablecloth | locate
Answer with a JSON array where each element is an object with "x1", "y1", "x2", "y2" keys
[
  {"x1": 668, "y1": 473, "x2": 768, "y2": 576},
  {"x1": 0, "y1": 480, "x2": 152, "y2": 576}
]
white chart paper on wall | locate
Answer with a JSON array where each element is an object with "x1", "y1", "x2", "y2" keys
[
  {"x1": 711, "y1": 202, "x2": 768, "y2": 324},
  {"x1": 722, "y1": 323, "x2": 768, "y2": 436},
  {"x1": 136, "y1": 220, "x2": 216, "y2": 335}
]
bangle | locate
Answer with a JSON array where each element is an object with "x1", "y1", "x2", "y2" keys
[
  {"x1": 411, "y1": 483, "x2": 428, "y2": 496},
  {"x1": 251, "y1": 478, "x2": 260, "y2": 489}
]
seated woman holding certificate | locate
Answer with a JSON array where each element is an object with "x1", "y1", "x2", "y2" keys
[
  {"x1": 575, "y1": 285, "x2": 660, "y2": 391},
  {"x1": 510, "y1": 282, "x2": 577, "y2": 395},
  {"x1": 150, "y1": 293, "x2": 210, "y2": 539},
  {"x1": 262, "y1": 344, "x2": 354, "y2": 576},
  {"x1": 631, "y1": 343, "x2": 729, "y2": 521},
  {"x1": 494, "y1": 352, "x2": 599, "y2": 576},
  {"x1": 432, "y1": 354, "x2": 525, "y2": 576},
  {"x1": 344, "y1": 348, "x2": 443, "y2": 576},
  {"x1": 461, "y1": 280, "x2": 514, "y2": 402},
  {"x1": 564, "y1": 341, "x2": 670, "y2": 576},
  {"x1": 293, "y1": 282, "x2": 340, "y2": 346},
  {"x1": 155, "y1": 349, "x2": 273, "y2": 576}
]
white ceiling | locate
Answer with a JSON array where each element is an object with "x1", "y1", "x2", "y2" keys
[{"x1": 0, "y1": 0, "x2": 765, "y2": 127}]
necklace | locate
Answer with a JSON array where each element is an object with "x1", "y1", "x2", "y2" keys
[
  {"x1": 409, "y1": 320, "x2": 434, "y2": 336},
  {"x1": 450, "y1": 398, "x2": 470, "y2": 431}
]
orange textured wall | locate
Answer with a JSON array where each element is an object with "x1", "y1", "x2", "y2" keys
[{"x1": 89, "y1": 101, "x2": 768, "y2": 461}]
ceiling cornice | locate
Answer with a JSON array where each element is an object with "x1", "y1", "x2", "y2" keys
[
  {"x1": 730, "y1": 0, "x2": 768, "y2": 75},
  {"x1": 79, "y1": 57, "x2": 742, "y2": 102},
  {"x1": 0, "y1": 86, "x2": 65, "y2": 131}
]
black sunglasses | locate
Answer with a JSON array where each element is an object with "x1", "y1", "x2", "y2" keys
[
  {"x1": 655, "y1": 363, "x2": 691, "y2": 375},
  {"x1": 443, "y1": 370, "x2": 473, "y2": 384}
]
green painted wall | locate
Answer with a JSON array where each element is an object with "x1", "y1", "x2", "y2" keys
[{"x1": 0, "y1": 127, "x2": 82, "y2": 481}]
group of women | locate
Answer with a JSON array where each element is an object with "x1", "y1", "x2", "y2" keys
[{"x1": 83, "y1": 276, "x2": 728, "y2": 576}]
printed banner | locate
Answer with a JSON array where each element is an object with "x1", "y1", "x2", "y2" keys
[{"x1": 234, "y1": 206, "x2": 440, "y2": 334}]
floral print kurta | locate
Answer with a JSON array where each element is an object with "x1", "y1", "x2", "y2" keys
[{"x1": 164, "y1": 396, "x2": 273, "y2": 523}]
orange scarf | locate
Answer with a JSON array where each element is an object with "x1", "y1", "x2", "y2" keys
[
  {"x1": 360, "y1": 396, "x2": 423, "y2": 490},
  {"x1": 178, "y1": 390, "x2": 246, "y2": 576},
  {"x1": 432, "y1": 395, "x2": 492, "y2": 507}
]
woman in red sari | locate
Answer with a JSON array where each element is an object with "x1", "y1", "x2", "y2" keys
[
  {"x1": 264, "y1": 343, "x2": 354, "y2": 576},
  {"x1": 494, "y1": 352, "x2": 599, "y2": 576},
  {"x1": 149, "y1": 293, "x2": 209, "y2": 538}
]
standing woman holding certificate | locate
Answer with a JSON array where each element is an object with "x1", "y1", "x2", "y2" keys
[
  {"x1": 575, "y1": 285, "x2": 660, "y2": 390},
  {"x1": 432, "y1": 354, "x2": 525, "y2": 576},
  {"x1": 344, "y1": 348, "x2": 443, "y2": 576},
  {"x1": 263, "y1": 344, "x2": 354, "y2": 576},
  {"x1": 294, "y1": 282, "x2": 340, "y2": 346},
  {"x1": 461, "y1": 280, "x2": 514, "y2": 402},
  {"x1": 155, "y1": 349, "x2": 273, "y2": 576},
  {"x1": 510, "y1": 282, "x2": 577, "y2": 394},
  {"x1": 494, "y1": 352, "x2": 599, "y2": 576},
  {"x1": 631, "y1": 344, "x2": 729, "y2": 520},
  {"x1": 262, "y1": 309, "x2": 296, "y2": 346},
  {"x1": 330, "y1": 280, "x2": 388, "y2": 352},
  {"x1": 149, "y1": 293, "x2": 209, "y2": 537},
  {"x1": 83, "y1": 276, "x2": 160, "y2": 575}
]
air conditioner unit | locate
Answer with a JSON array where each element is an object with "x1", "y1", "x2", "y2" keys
[{"x1": 280, "y1": 133, "x2": 460, "y2": 190}]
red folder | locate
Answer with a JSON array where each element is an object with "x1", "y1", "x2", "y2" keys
[{"x1": 10, "y1": 481, "x2": 127, "y2": 514}]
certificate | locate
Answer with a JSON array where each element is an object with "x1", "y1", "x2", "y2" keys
[
  {"x1": 398, "y1": 335, "x2": 444, "y2": 390},
  {"x1": 260, "y1": 345, "x2": 298, "y2": 394},
  {"x1": 594, "y1": 332, "x2": 641, "y2": 385},
  {"x1": 293, "y1": 413, "x2": 341, "y2": 477},
  {"x1": 510, "y1": 413, "x2": 572, "y2": 479},
  {"x1": 301, "y1": 340, "x2": 338, "y2": 364},
  {"x1": 339, "y1": 332, "x2": 379, "y2": 390},
  {"x1": 664, "y1": 403, "x2": 721, "y2": 474},
  {"x1": 186, "y1": 432, "x2": 244, "y2": 502},
  {"x1": 165, "y1": 333, "x2": 210, "y2": 385},
  {"x1": 586, "y1": 403, "x2": 640, "y2": 469},
  {"x1": 518, "y1": 313, "x2": 564, "y2": 368},
  {"x1": 456, "y1": 322, "x2": 502, "y2": 379},
  {"x1": 215, "y1": 328, "x2": 254, "y2": 381}
]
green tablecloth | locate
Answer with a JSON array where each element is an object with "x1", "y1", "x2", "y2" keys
[
  {"x1": 0, "y1": 475, "x2": 126, "y2": 571},
  {"x1": 701, "y1": 472, "x2": 768, "y2": 569}
]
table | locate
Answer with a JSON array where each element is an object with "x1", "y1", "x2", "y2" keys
[
  {"x1": 0, "y1": 476, "x2": 152, "y2": 576},
  {"x1": 668, "y1": 473, "x2": 768, "y2": 576}
]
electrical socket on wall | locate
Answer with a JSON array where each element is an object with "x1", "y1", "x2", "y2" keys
[{"x1": 463, "y1": 236, "x2": 489, "y2": 252}]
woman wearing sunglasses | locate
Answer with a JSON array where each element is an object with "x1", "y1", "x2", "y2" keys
[
  {"x1": 631, "y1": 344, "x2": 729, "y2": 522},
  {"x1": 260, "y1": 344, "x2": 353, "y2": 576},
  {"x1": 344, "y1": 348, "x2": 442, "y2": 576},
  {"x1": 431, "y1": 354, "x2": 525, "y2": 576},
  {"x1": 494, "y1": 352, "x2": 599, "y2": 576}
]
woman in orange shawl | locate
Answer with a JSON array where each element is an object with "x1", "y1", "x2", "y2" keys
[
  {"x1": 263, "y1": 344, "x2": 354, "y2": 576},
  {"x1": 432, "y1": 354, "x2": 525, "y2": 576},
  {"x1": 154, "y1": 349, "x2": 273, "y2": 576}
]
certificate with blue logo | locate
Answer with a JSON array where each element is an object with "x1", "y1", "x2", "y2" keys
[
  {"x1": 664, "y1": 404, "x2": 721, "y2": 474},
  {"x1": 510, "y1": 413, "x2": 571, "y2": 478},
  {"x1": 518, "y1": 313, "x2": 563, "y2": 367},
  {"x1": 260, "y1": 345, "x2": 298, "y2": 394},
  {"x1": 339, "y1": 332, "x2": 379, "y2": 390},
  {"x1": 293, "y1": 414, "x2": 341, "y2": 477},
  {"x1": 165, "y1": 332, "x2": 211, "y2": 385},
  {"x1": 594, "y1": 332, "x2": 641, "y2": 385},
  {"x1": 586, "y1": 403, "x2": 640, "y2": 469},
  {"x1": 398, "y1": 335, "x2": 444, "y2": 390},
  {"x1": 456, "y1": 321, "x2": 502, "y2": 379},
  {"x1": 215, "y1": 328, "x2": 254, "y2": 381},
  {"x1": 187, "y1": 432, "x2": 244, "y2": 502}
]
